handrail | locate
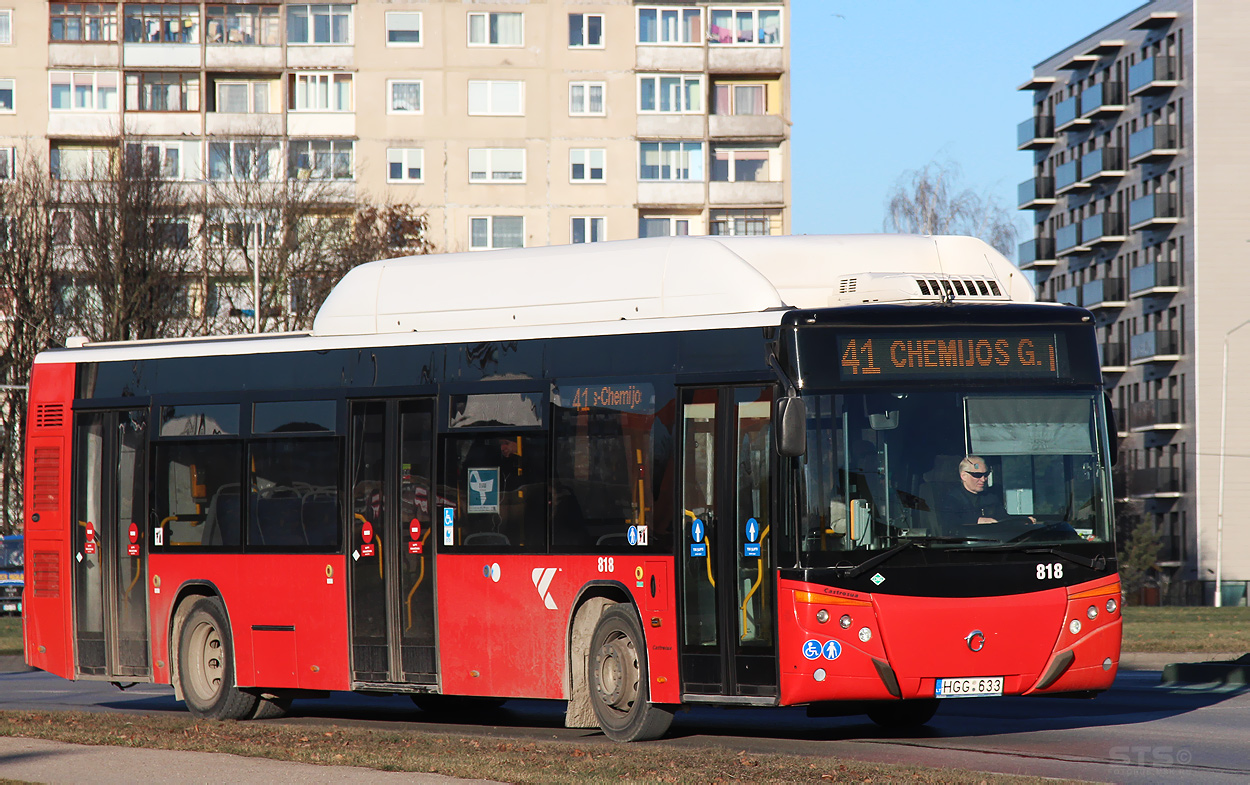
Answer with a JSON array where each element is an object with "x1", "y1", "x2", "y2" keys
[
  {"x1": 405, "y1": 527, "x2": 433, "y2": 631},
  {"x1": 740, "y1": 525, "x2": 770, "y2": 640}
]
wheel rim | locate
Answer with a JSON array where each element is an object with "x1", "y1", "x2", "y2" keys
[
  {"x1": 186, "y1": 617, "x2": 226, "y2": 705},
  {"x1": 594, "y1": 630, "x2": 639, "y2": 719}
]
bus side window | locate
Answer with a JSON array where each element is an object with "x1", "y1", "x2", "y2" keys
[
  {"x1": 441, "y1": 434, "x2": 548, "y2": 552},
  {"x1": 155, "y1": 442, "x2": 244, "y2": 549},
  {"x1": 248, "y1": 438, "x2": 340, "y2": 551}
]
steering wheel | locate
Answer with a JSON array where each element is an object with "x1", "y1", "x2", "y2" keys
[{"x1": 1007, "y1": 520, "x2": 1079, "y2": 543}]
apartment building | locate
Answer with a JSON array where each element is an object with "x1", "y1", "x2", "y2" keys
[
  {"x1": 1017, "y1": 0, "x2": 1250, "y2": 603},
  {"x1": 0, "y1": 1, "x2": 790, "y2": 254}
]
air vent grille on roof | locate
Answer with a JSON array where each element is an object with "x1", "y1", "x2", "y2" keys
[
  {"x1": 914, "y1": 277, "x2": 1003, "y2": 298},
  {"x1": 839, "y1": 278, "x2": 858, "y2": 294}
]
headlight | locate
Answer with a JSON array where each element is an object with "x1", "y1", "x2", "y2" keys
[
  {"x1": 1087, "y1": 605, "x2": 1098, "y2": 620},
  {"x1": 858, "y1": 627, "x2": 872, "y2": 642},
  {"x1": 839, "y1": 614, "x2": 852, "y2": 629},
  {"x1": 1069, "y1": 619, "x2": 1082, "y2": 635},
  {"x1": 816, "y1": 609, "x2": 829, "y2": 624},
  {"x1": 1106, "y1": 598, "x2": 1118, "y2": 614}
]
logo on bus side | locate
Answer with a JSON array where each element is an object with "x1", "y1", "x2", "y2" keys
[{"x1": 531, "y1": 567, "x2": 558, "y2": 610}]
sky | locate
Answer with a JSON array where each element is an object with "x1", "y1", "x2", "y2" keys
[{"x1": 790, "y1": 0, "x2": 1145, "y2": 243}]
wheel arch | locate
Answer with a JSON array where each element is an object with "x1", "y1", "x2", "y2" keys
[
  {"x1": 167, "y1": 580, "x2": 225, "y2": 702},
  {"x1": 564, "y1": 580, "x2": 636, "y2": 729}
]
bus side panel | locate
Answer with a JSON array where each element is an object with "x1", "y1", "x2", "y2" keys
[
  {"x1": 149, "y1": 554, "x2": 350, "y2": 692},
  {"x1": 23, "y1": 362, "x2": 77, "y2": 679},
  {"x1": 437, "y1": 554, "x2": 680, "y2": 702}
]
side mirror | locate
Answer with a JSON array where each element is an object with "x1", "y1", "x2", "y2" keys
[
  {"x1": 775, "y1": 396, "x2": 806, "y2": 458},
  {"x1": 1104, "y1": 391, "x2": 1119, "y2": 465}
]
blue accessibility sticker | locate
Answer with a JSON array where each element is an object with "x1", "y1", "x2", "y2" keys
[
  {"x1": 692, "y1": 519, "x2": 705, "y2": 543},
  {"x1": 744, "y1": 543, "x2": 761, "y2": 557},
  {"x1": 802, "y1": 639, "x2": 822, "y2": 660},
  {"x1": 746, "y1": 517, "x2": 759, "y2": 542},
  {"x1": 627, "y1": 526, "x2": 639, "y2": 546},
  {"x1": 822, "y1": 640, "x2": 842, "y2": 660},
  {"x1": 690, "y1": 543, "x2": 707, "y2": 557}
]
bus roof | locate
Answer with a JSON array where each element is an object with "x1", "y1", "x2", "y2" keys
[{"x1": 311, "y1": 234, "x2": 1034, "y2": 337}]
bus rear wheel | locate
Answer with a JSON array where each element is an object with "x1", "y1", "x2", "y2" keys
[
  {"x1": 866, "y1": 698, "x2": 939, "y2": 729},
  {"x1": 177, "y1": 597, "x2": 258, "y2": 720},
  {"x1": 588, "y1": 605, "x2": 673, "y2": 742}
]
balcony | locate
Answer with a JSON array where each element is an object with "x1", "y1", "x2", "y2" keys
[
  {"x1": 1054, "y1": 159, "x2": 1085, "y2": 194},
  {"x1": 1130, "y1": 398, "x2": 1182, "y2": 431},
  {"x1": 1017, "y1": 176, "x2": 1056, "y2": 210},
  {"x1": 1128, "y1": 467, "x2": 1182, "y2": 497},
  {"x1": 708, "y1": 181, "x2": 784, "y2": 206},
  {"x1": 1054, "y1": 95, "x2": 1087, "y2": 131},
  {"x1": 1129, "y1": 261, "x2": 1180, "y2": 297},
  {"x1": 1054, "y1": 284, "x2": 1081, "y2": 306},
  {"x1": 1079, "y1": 212, "x2": 1126, "y2": 249},
  {"x1": 1128, "y1": 56, "x2": 1179, "y2": 96},
  {"x1": 1081, "y1": 277, "x2": 1126, "y2": 310},
  {"x1": 1128, "y1": 124, "x2": 1179, "y2": 163},
  {"x1": 1098, "y1": 341, "x2": 1127, "y2": 371},
  {"x1": 1129, "y1": 193, "x2": 1179, "y2": 229},
  {"x1": 1130, "y1": 329, "x2": 1181, "y2": 363},
  {"x1": 1017, "y1": 236, "x2": 1056, "y2": 269},
  {"x1": 1055, "y1": 223, "x2": 1081, "y2": 256},
  {"x1": 1017, "y1": 115, "x2": 1057, "y2": 150},
  {"x1": 1080, "y1": 147, "x2": 1126, "y2": 183},
  {"x1": 708, "y1": 114, "x2": 786, "y2": 139},
  {"x1": 1080, "y1": 81, "x2": 1126, "y2": 118}
]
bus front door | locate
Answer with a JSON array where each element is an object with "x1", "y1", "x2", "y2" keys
[
  {"x1": 347, "y1": 399, "x2": 437, "y2": 686},
  {"x1": 71, "y1": 409, "x2": 150, "y2": 679},
  {"x1": 678, "y1": 386, "x2": 778, "y2": 700}
]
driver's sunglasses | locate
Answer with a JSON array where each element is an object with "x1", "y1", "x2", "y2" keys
[{"x1": 964, "y1": 471, "x2": 989, "y2": 478}]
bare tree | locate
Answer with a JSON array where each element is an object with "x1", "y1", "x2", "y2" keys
[
  {"x1": 0, "y1": 151, "x2": 71, "y2": 531},
  {"x1": 883, "y1": 161, "x2": 1018, "y2": 257}
]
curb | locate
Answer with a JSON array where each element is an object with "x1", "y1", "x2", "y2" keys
[{"x1": 1161, "y1": 654, "x2": 1250, "y2": 685}]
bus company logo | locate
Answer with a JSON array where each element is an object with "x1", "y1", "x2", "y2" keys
[{"x1": 531, "y1": 567, "x2": 558, "y2": 610}]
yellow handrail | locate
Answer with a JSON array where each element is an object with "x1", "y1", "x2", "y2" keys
[
  {"x1": 404, "y1": 528, "x2": 433, "y2": 631},
  {"x1": 740, "y1": 525, "x2": 770, "y2": 640}
]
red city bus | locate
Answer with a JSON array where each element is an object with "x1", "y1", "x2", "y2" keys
[{"x1": 23, "y1": 236, "x2": 1121, "y2": 740}]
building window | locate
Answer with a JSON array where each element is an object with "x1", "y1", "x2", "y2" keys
[
  {"x1": 469, "y1": 148, "x2": 525, "y2": 183},
  {"x1": 0, "y1": 147, "x2": 15, "y2": 179},
  {"x1": 708, "y1": 7, "x2": 782, "y2": 45},
  {"x1": 125, "y1": 140, "x2": 194, "y2": 180},
  {"x1": 571, "y1": 217, "x2": 605, "y2": 243},
  {"x1": 568, "y1": 13, "x2": 602, "y2": 48},
  {"x1": 287, "y1": 3, "x2": 351, "y2": 45},
  {"x1": 710, "y1": 208, "x2": 780, "y2": 236},
  {"x1": 713, "y1": 83, "x2": 766, "y2": 115},
  {"x1": 215, "y1": 80, "x2": 270, "y2": 113},
  {"x1": 50, "y1": 71, "x2": 118, "y2": 111},
  {"x1": 206, "y1": 4, "x2": 280, "y2": 46},
  {"x1": 52, "y1": 4, "x2": 119, "y2": 41},
  {"x1": 123, "y1": 4, "x2": 200, "y2": 43},
  {"x1": 208, "y1": 140, "x2": 280, "y2": 181},
  {"x1": 0, "y1": 79, "x2": 12, "y2": 113},
  {"x1": 385, "y1": 11, "x2": 421, "y2": 45},
  {"x1": 470, "y1": 216, "x2": 524, "y2": 250},
  {"x1": 468, "y1": 80, "x2": 523, "y2": 116},
  {"x1": 638, "y1": 216, "x2": 691, "y2": 238},
  {"x1": 570, "y1": 149, "x2": 605, "y2": 183},
  {"x1": 288, "y1": 72, "x2": 352, "y2": 112},
  {"x1": 387, "y1": 148, "x2": 423, "y2": 183},
  {"x1": 711, "y1": 147, "x2": 772, "y2": 182},
  {"x1": 468, "y1": 11, "x2": 522, "y2": 46},
  {"x1": 125, "y1": 72, "x2": 200, "y2": 112},
  {"x1": 639, "y1": 75, "x2": 702, "y2": 114},
  {"x1": 50, "y1": 145, "x2": 114, "y2": 180},
  {"x1": 0, "y1": 10, "x2": 10, "y2": 45},
  {"x1": 639, "y1": 142, "x2": 703, "y2": 181},
  {"x1": 207, "y1": 211, "x2": 278, "y2": 248},
  {"x1": 289, "y1": 139, "x2": 354, "y2": 181},
  {"x1": 388, "y1": 80, "x2": 422, "y2": 114},
  {"x1": 569, "y1": 81, "x2": 605, "y2": 116},
  {"x1": 637, "y1": 6, "x2": 701, "y2": 45}
]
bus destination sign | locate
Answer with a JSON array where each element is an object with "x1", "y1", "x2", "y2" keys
[{"x1": 836, "y1": 332, "x2": 1067, "y2": 382}]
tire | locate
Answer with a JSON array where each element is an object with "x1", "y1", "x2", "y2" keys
[
  {"x1": 177, "y1": 597, "x2": 259, "y2": 720},
  {"x1": 866, "y1": 698, "x2": 939, "y2": 729},
  {"x1": 410, "y1": 694, "x2": 506, "y2": 717},
  {"x1": 588, "y1": 605, "x2": 673, "y2": 742},
  {"x1": 248, "y1": 692, "x2": 293, "y2": 720}
]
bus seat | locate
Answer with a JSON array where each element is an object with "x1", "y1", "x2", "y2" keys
[
  {"x1": 301, "y1": 491, "x2": 338, "y2": 548},
  {"x1": 464, "y1": 531, "x2": 510, "y2": 547},
  {"x1": 917, "y1": 455, "x2": 962, "y2": 534},
  {"x1": 202, "y1": 484, "x2": 241, "y2": 546},
  {"x1": 254, "y1": 489, "x2": 304, "y2": 547}
]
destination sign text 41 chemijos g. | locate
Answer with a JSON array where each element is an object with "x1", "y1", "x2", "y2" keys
[{"x1": 836, "y1": 332, "x2": 1067, "y2": 381}]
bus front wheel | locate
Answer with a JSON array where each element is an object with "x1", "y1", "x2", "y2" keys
[
  {"x1": 177, "y1": 597, "x2": 259, "y2": 720},
  {"x1": 588, "y1": 605, "x2": 673, "y2": 742}
]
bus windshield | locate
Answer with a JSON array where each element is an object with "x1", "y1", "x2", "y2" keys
[{"x1": 797, "y1": 390, "x2": 1113, "y2": 567}]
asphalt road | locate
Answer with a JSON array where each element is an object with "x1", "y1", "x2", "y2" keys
[{"x1": 0, "y1": 659, "x2": 1247, "y2": 784}]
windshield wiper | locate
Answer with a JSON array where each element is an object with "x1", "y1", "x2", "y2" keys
[
  {"x1": 844, "y1": 540, "x2": 915, "y2": 578},
  {"x1": 949, "y1": 542, "x2": 1107, "y2": 570}
]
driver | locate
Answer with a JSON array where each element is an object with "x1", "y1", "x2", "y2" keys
[{"x1": 938, "y1": 455, "x2": 1009, "y2": 528}]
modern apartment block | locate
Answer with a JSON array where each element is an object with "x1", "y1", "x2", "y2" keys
[
  {"x1": 1017, "y1": 0, "x2": 1250, "y2": 603},
  {"x1": 0, "y1": 1, "x2": 790, "y2": 253}
]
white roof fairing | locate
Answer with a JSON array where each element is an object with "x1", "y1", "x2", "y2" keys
[{"x1": 311, "y1": 234, "x2": 1034, "y2": 337}]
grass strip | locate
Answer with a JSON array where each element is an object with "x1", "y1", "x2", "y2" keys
[
  {"x1": 1121, "y1": 606, "x2": 1250, "y2": 653},
  {"x1": 0, "y1": 709, "x2": 1074, "y2": 784}
]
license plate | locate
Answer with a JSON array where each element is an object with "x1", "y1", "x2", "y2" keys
[
  {"x1": 935, "y1": 676, "x2": 1004, "y2": 698},
  {"x1": 1, "y1": 604, "x2": 16, "y2": 612}
]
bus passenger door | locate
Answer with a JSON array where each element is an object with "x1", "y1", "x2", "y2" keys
[
  {"x1": 678, "y1": 387, "x2": 778, "y2": 699},
  {"x1": 347, "y1": 399, "x2": 437, "y2": 685},
  {"x1": 71, "y1": 409, "x2": 150, "y2": 679}
]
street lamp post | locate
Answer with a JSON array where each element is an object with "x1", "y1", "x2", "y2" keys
[{"x1": 1215, "y1": 317, "x2": 1250, "y2": 606}]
